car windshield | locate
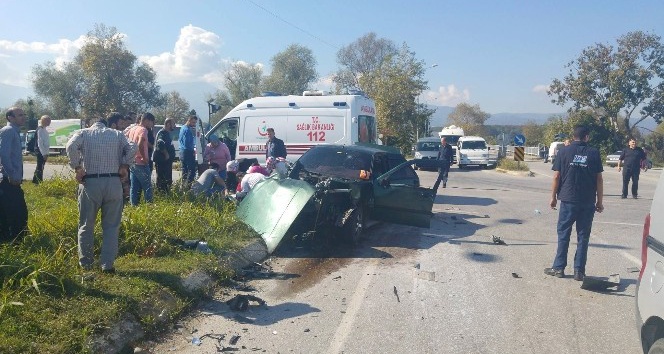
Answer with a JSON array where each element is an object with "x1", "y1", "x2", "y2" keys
[
  {"x1": 297, "y1": 146, "x2": 372, "y2": 180},
  {"x1": 416, "y1": 141, "x2": 441, "y2": 151},
  {"x1": 461, "y1": 141, "x2": 487, "y2": 149}
]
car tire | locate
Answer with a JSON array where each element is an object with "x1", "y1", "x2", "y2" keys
[
  {"x1": 649, "y1": 338, "x2": 664, "y2": 354},
  {"x1": 342, "y1": 207, "x2": 364, "y2": 246},
  {"x1": 458, "y1": 164, "x2": 464, "y2": 169}
]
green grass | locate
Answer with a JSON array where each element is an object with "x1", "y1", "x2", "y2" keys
[
  {"x1": 0, "y1": 177, "x2": 258, "y2": 353},
  {"x1": 497, "y1": 157, "x2": 531, "y2": 171}
]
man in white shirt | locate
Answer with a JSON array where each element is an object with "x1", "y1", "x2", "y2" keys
[{"x1": 32, "y1": 115, "x2": 51, "y2": 184}]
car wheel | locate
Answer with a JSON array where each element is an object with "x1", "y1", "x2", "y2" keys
[
  {"x1": 648, "y1": 338, "x2": 664, "y2": 354},
  {"x1": 342, "y1": 207, "x2": 364, "y2": 246},
  {"x1": 458, "y1": 164, "x2": 463, "y2": 169}
]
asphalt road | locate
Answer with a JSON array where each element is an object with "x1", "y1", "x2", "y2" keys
[{"x1": 141, "y1": 160, "x2": 659, "y2": 354}]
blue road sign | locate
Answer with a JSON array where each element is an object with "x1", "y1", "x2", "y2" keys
[{"x1": 514, "y1": 134, "x2": 526, "y2": 146}]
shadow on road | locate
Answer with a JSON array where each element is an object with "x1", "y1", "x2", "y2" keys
[
  {"x1": 437, "y1": 194, "x2": 498, "y2": 206},
  {"x1": 201, "y1": 298, "x2": 322, "y2": 326}
]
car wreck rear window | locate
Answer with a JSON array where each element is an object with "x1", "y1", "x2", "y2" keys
[{"x1": 298, "y1": 147, "x2": 372, "y2": 179}]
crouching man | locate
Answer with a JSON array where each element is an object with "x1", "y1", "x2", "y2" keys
[{"x1": 190, "y1": 163, "x2": 227, "y2": 198}]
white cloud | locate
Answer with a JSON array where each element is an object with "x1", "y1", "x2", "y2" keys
[
  {"x1": 532, "y1": 84, "x2": 550, "y2": 93},
  {"x1": 422, "y1": 85, "x2": 470, "y2": 106},
  {"x1": 140, "y1": 25, "x2": 225, "y2": 84}
]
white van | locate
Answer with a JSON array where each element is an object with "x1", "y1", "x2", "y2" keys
[
  {"x1": 205, "y1": 91, "x2": 378, "y2": 163},
  {"x1": 413, "y1": 137, "x2": 441, "y2": 170},
  {"x1": 547, "y1": 142, "x2": 565, "y2": 164},
  {"x1": 456, "y1": 136, "x2": 495, "y2": 169},
  {"x1": 636, "y1": 171, "x2": 664, "y2": 353}
]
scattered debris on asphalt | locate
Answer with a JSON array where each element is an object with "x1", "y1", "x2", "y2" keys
[
  {"x1": 626, "y1": 266, "x2": 640, "y2": 273},
  {"x1": 511, "y1": 273, "x2": 521, "y2": 278},
  {"x1": 492, "y1": 235, "x2": 507, "y2": 245},
  {"x1": 415, "y1": 270, "x2": 436, "y2": 281},
  {"x1": 414, "y1": 263, "x2": 420, "y2": 269},
  {"x1": 236, "y1": 262, "x2": 275, "y2": 279},
  {"x1": 233, "y1": 314, "x2": 255, "y2": 324},
  {"x1": 304, "y1": 328, "x2": 310, "y2": 332},
  {"x1": 581, "y1": 274, "x2": 621, "y2": 291},
  {"x1": 226, "y1": 294, "x2": 266, "y2": 311},
  {"x1": 393, "y1": 286, "x2": 400, "y2": 302},
  {"x1": 192, "y1": 337, "x2": 202, "y2": 346},
  {"x1": 472, "y1": 252, "x2": 484, "y2": 256},
  {"x1": 332, "y1": 275, "x2": 342, "y2": 280},
  {"x1": 229, "y1": 335, "x2": 241, "y2": 345}
]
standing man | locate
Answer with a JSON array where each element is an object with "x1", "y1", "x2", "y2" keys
[
  {"x1": 0, "y1": 107, "x2": 28, "y2": 243},
  {"x1": 545, "y1": 125, "x2": 604, "y2": 281},
  {"x1": 618, "y1": 138, "x2": 646, "y2": 199},
  {"x1": 66, "y1": 114, "x2": 136, "y2": 272},
  {"x1": 432, "y1": 137, "x2": 455, "y2": 191},
  {"x1": 32, "y1": 115, "x2": 51, "y2": 184},
  {"x1": 265, "y1": 127, "x2": 287, "y2": 159},
  {"x1": 126, "y1": 113, "x2": 155, "y2": 205},
  {"x1": 154, "y1": 118, "x2": 176, "y2": 193},
  {"x1": 179, "y1": 115, "x2": 198, "y2": 185}
]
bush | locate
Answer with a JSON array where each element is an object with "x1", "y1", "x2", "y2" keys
[
  {"x1": 497, "y1": 157, "x2": 530, "y2": 171},
  {"x1": 0, "y1": 177, "x2": 257, "y2": 353}
]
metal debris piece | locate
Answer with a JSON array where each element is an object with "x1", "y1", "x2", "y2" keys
[
  {"x1": 233, "y1": 314, "x2": 255, "y2": 324},
  {"x1": 304, "y1": 328, "x2": 310, "y2": 332},
  {"x1": 332, "y1": 275, "x2": 342, "y2": 280},
  {"x1": 626, "y1": 266, "x2": 640, "y2": 273},
  {"x1": 219, "y1": 347, "x2": 239, "y2": 352},
  {"x1": 472, "y1": 252, "x2": 484, "y2": 256},
  {"x1": 414, "y1": 263, "x2": 420, "y2": 269},
  {"x1": 393, "y1": 286, "x2": 400, "y2": 302},
  {"x1": 511, "y1": 273, "x2": 521, "y2": 278},
  {"x1": 492, "y1": 235, "x2": 507, "y2": 245},
  {"x1": 581, "y1": 274, "x2": 621, "y2": 291},
  {"x1": 415, "y1": 270, "x2": 436, "y2": 281},
  {"x1": 226, "y1": 294, "x2": 266, "y2": 311},
  {"x1": 229, "y1": 335, "x2": 241, "y2": 345},
  {"x1": 192, "y1": 337, "x2": 202, "y2": 346}
]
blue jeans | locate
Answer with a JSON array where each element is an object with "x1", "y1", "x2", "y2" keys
[
  {"x1": 180, "y1": 150, "x2": 197, "y2": 183},
  {"x1": 130, "y1": 164, "x2": 153, "y2": 205},
  {"x1": 552, "y1": 201, "x2": 596, "y2": 273}
]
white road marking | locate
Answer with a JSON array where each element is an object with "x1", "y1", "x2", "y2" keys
[
  {"x1": 595, "y1": 221, "x2": 642, "y2": 226},
  {"x1": 327, "y1": 259, "x2": 378, "y2": 354}
]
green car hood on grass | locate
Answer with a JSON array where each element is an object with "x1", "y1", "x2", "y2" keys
[{"x1": 236, "y1": 176, "x2": 315, "y2": 253}]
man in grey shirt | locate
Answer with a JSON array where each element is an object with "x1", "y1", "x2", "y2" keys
[
  {"x1": 32, "y1": 115, "x2": 51, "y2": 184},
  {"x1": 66, "y1": 113, "x2": 136, "y2": 273},
  {"x1": 190, "y1": 162, "x2": 227, "y2": 198},
  {"x1": 0, "y1": 107, "x2": 28, "y2": 243}
]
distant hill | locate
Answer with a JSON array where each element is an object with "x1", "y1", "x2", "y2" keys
[
  {"x1": 427, "y1": 104, "x2": 561, "y2": 127},
  {"x1": 0, "y1": 83, "x2": 34, "y2": 108}
]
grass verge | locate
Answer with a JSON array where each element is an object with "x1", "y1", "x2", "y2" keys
[
  {"x1": 0, "y1": 177, "x2": 258, "y2": 353},
  {"x1": 497, "y1": 157, "x2": 530, "y2": 171}
]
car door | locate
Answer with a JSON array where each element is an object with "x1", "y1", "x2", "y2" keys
[{"x1": 370, "y1": 159, "x2": 434, "y2": 228}]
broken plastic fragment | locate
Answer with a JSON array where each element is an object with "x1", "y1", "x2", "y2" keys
[{"x1": 192, "y1": 337, "x2": 201, "y2": 346}]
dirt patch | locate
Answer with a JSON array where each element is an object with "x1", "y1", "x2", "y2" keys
[{"x1": 271, "y1": 257, "x2": 353, "y2": 299}]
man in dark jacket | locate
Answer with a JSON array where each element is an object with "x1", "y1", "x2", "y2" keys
[
  {"x1": 154, "y1": 118, "x2": 176, "y2": 193},
  {"x1": 618, "y1": 138, "x2": 646, "y2": 199},
  {"x1": 432, "y1": 137, "x2": 455, "y2": 192},
  {"x1": 265, "y1": 128, "x2": 287, "y2": 159}
]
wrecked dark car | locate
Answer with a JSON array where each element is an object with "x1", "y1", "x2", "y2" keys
[{"x1": 236, "y1": 144, "x2": 436, "y2": 254}]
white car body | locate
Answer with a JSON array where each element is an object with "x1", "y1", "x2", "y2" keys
[
  {"x1": 456, "y1": 136, "x2": 495, "y2": 169},
  {"x1": 413, "y1": 137, "x2": 441, "y2": 170},
  {"x1": 636, "y1": 171, "x2": 664, "y2": 353}
]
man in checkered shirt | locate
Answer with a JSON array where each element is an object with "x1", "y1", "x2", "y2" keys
[{"x1": 66, "y1": 113, "x2": 137, "y2": 273}]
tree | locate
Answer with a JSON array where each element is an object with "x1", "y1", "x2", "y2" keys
[
  {"x1": 262, "y1": 44, "x2": 317, "y2": 95},
  {"x1": 521, "y1": 120, "x2": 546, "y2": 146},
  {"x1": 224, "y1": 62, "x2": 263, "y2": 105},
  {"x1": 543, "y1": 110, "x2": 618, "y2": 158},
  {"x1": 447, "y1": 103, "x2": 490, "y2": 136},
  {"x1": 549, "y1": 31, "x2": 664, "y2": 140},
  {"x1": 32, "y1": 24, "x2": 164, "y2": 119},
  {"x1": 370, "y1": 43, "x2": 431, "y2": 152},
  {"x1": 333, "y1": 32, "x2": 398, "y2": 93},
  {"x1": 152, "y1": 91, "x2": 191, "y2": 124}
]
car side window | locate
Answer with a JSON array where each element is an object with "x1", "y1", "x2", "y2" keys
[{"x1": 387, "y1": 156, "x2": 418, "y2": 182}]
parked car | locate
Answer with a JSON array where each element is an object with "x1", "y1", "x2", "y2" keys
[
  {"x1": 236, "y1": 144, "x2": 436, "y2": 253},
  {"x1": 606, "y1": 151, "x2": 622, "y2": 167},
  {"x1": 413, "y1": 137, "x2": 441, "y2": 170},
  {"x1": 636, "y1": 171, "x2": 664, "y2": 353}
]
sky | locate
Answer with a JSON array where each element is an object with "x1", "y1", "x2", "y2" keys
[{"x1": 1, "y1": 0, "x2": 664, "y2": 119}]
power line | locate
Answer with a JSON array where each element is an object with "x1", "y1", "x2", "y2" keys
[{"x1": 245, "y1": 0, "x2": 338, "y2": 50}]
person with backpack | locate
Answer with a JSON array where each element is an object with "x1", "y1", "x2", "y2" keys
[{"x1": 32, "y1": 115, "x2": 51, "y2": 184}]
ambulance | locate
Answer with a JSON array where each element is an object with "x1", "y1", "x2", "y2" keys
[{"x1": 205, "y1": 91, "x2": 379, "y2": 163}]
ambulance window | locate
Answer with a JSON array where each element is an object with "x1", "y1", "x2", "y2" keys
[
  {"x1": 215, "y1": 118, "x2": 238, "y2": 159},
  {"x1": 358, "y1": 115, "x2": 376, "y2": 143}
]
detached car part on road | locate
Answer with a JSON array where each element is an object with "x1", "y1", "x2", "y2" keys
[{"x1": 236, "y1": 144, "x2": 436, "y2": 254}]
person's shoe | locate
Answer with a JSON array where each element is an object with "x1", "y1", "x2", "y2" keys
[
  {"x1": 621, "y1": 195, "x2": 627, "y2": 199},
  {"x1": 573, "y1": 270, "x2": 585, "y2": 281},
  {"x1": 443, "y1": 182, "x2": 447, "y2": 188},
  {"x1": 633, "y1": 195, "x2": 638, "y2": 199},
  {"x1": 544, "y1": 268, "x2": 564, "y2": 278}
]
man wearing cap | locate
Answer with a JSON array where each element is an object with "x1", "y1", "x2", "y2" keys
[
  {"x1": 66, "y1": 113, "x2": 136, "y2": 273},
  {"x1": 0, "y1": 107, "x2": 28, "y2": 243},
  {"x1": 204, "y1": 134, "x2": 232, "y2": 179},
  {"x1": 153, "y1": 118, "x2": 176, "y2": 193}
]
